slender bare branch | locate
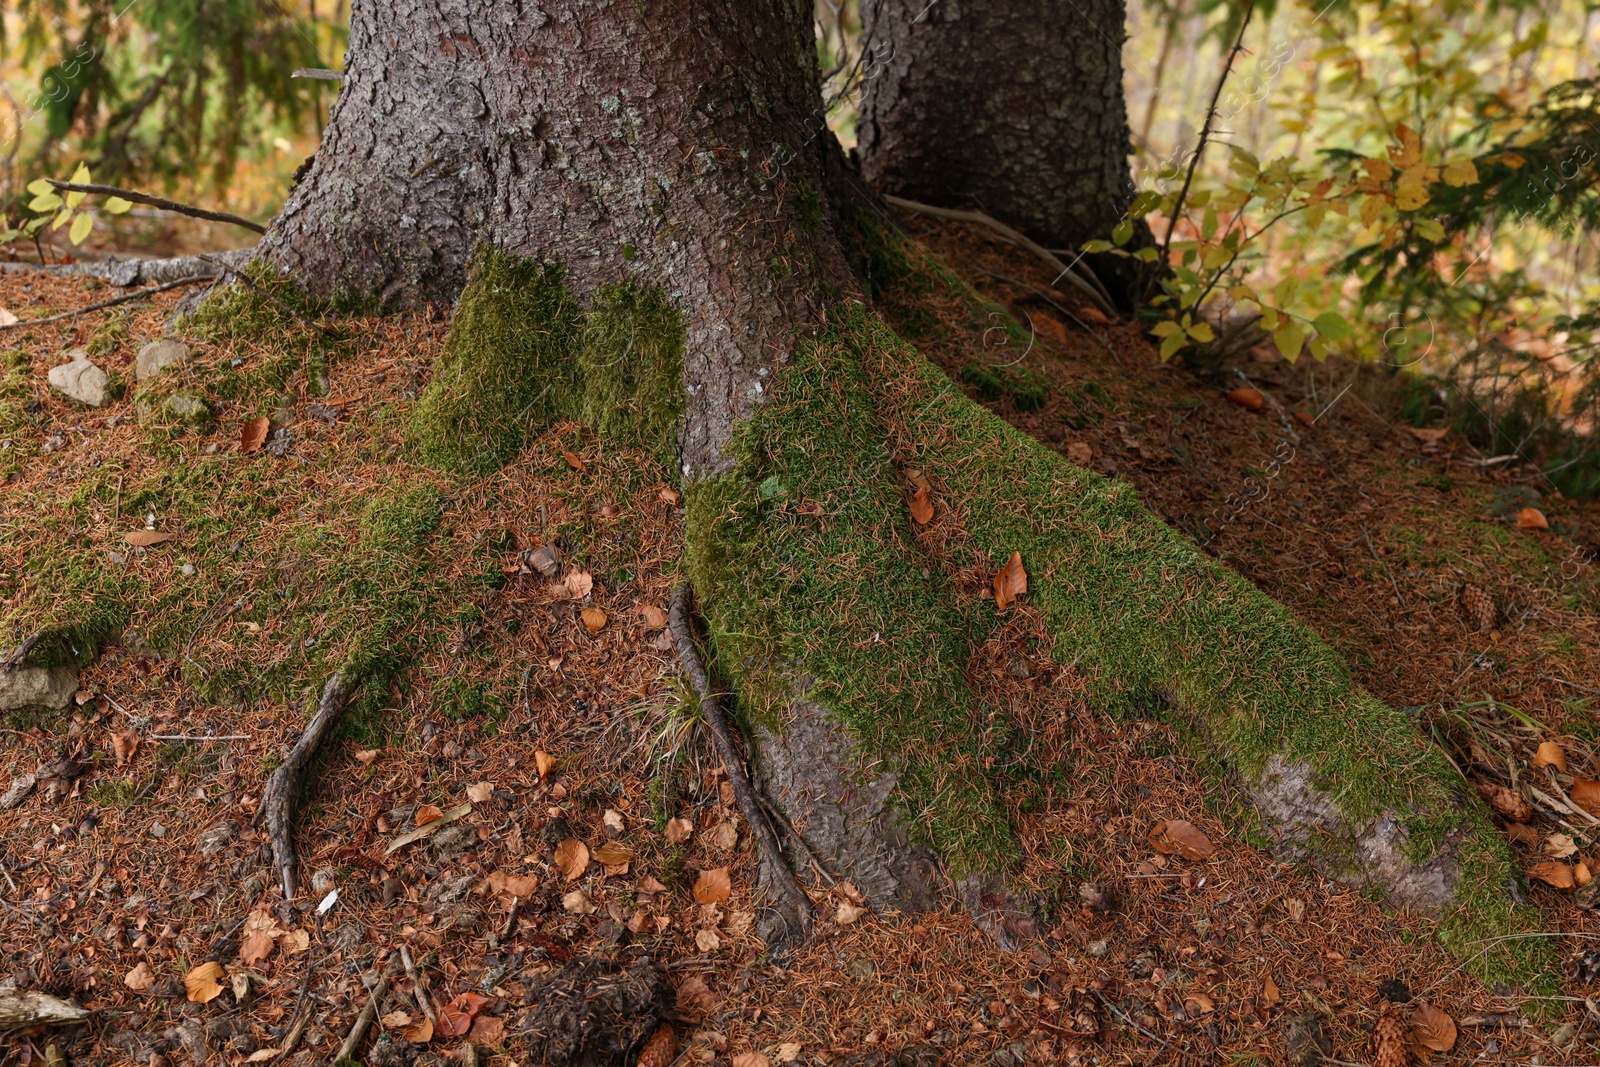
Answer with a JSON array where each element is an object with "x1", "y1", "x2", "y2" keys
[{"x1": 47, "y1": 180, "x2": 267, "y2": 234}]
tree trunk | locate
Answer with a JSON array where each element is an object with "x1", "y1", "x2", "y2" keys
[
  {"x1": 249, "y1": 0, "x2": 1541, "y2": 983},
  {"x1": 855, "y1": 0, "x2": 1137, "y2": 254}
]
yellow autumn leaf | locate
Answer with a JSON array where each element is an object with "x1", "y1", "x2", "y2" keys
[
  {"x1": 1389, "y1": 123, "x2": 1423, "y2": 169},
  {"x1": 1359, "y1": 194, "x2": 1385, "y2": 229},
  {"x1": 1441, "y1": 158, "x2": 1479, "y2": 187},
  {"x1": 1360, "y1": 157, "x2": 1394, "y2": 183},
  {"x1": 69, "y1": 211, "x2": 93, "y2": 245}
]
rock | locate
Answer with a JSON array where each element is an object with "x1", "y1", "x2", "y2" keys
[
  {"x1": 149, "y1": 822, "x2": 166, "y2": 839},
  {"x1": 47, "y1": 349, "x2": 110, "y2": 407},
  {"x1": 447, "y1": 907, "x2": 481, "y2": 933},
  {"x1": 0, "y1": 664, "x2": 77, "y2": 712},
  {"x1": 431, "y1": 824, "x2": 478, "y2": 861},
  {"x1": 162, "y1": 394, "x2": 210, "y2": 426},
  {"x1": 424, "y1": 874, "x2": 475, "y2": 905},
  {"x1": 135, "y1": 340, "x2": 190, "y2": 381},
  {"x1": 311, "y1": 868, "x2": 337, "y2": 895},
  {"x1": 175, "y1": 1022, "x2": 207, "y2": 1065},
  {"x1": 197, "y1": 821, "x2": 239, "y2": 856},
  {"x1": 0, "y1": 774, "x2": 38, "y2": 812}
]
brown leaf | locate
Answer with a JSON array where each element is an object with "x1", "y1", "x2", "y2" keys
[
  {"x1": 402, "y1": 1016, "x2": 434, "y2": 1044},
  {"x1": 1571, "y1": 779, "x2": 1600, "y2": 816},
  {"x1": 415, "y1": 804, "x2": 444, "y2": 827},
  {"x1": 468, "y1": 1014, "x2": 505, "y2": 1046},
  {"x1": 239, "y1": 909, "x2": 280, "y2": 966},
  {"x1": 1034, "y1": 314, "x2": 1068, "y2": 345},
  {"x1": 1545, "y1": 833, "x2": 1580, "y2": 859},
  {"x1": 1081, "y1": 305, "x2": 1111, "y2": 326},
  {"x1": 908, "y1": 485, "x2": 934, "y2": 525},
  {"x1": 1184, "y1": 992, "x2": 1215, "y2": 1014},
  {"x1": 593, "y1": 841, "x2": 633, "y2": 867},
  {"x1": 1262, "y1": 974, "x2": 1281, "y2": 1006},
  {"x1": 1528, "y1": 861, "x2": 1577, "y2": 889},
  {"x1": 534, "y1": 750, "x2": 556, "y2": 780},
  {"x1": 835, "y1": 900, "x2": 866, "y2": 925},
  {"x1": 1066, "y1": 441, "x2": 1093, "y2": 466},
  {"x1": 676, "y1": 976, "x2": 716, "y2": 1017},
  {"x1": 640, "y1": 604, "x2": 669, "y2": 629},
  {"x1": 580, "y1": 607, "x2": 608, "y2": 634},
  {"x1": 1534, "y1": 741, "x2": 1568, "y2": 772},
  {"x1": 659, "y1": 486, "x2": 683, "y2": 505},
  {"x1": 638, "y1": 875, "x2": 668, "y2": 894},
  {"x1": 561, "y1": 449, "x2": 587, "y2": 472},
  {"x1": 124, "y1": 961, "x2": 154, "y2": 992},
  {"x1": 112, "y1": 729, "x2": 139, "y2": 764},
  {"x1": 465, "y1": 781, "x2": 495, "y2": 804},
  {"x1": 1226, "y1": 387, "x2": 1265, "y2": 411},
  {"x1": 1475, "y1": 781, "x2": 1532, "y2": 823},
  {"x1": 380, "y1": 1011, "x2": 413, "y2": 1030},
  {"x1": 240, "y1": 417, "x2": 269, "y2": 455},
  {"x1": 1505, "y1": 821, "x2": 1542, "y2": 848},
  {"x1": 1516, "y1": 507, "x2": 1549, "y2": 530},
  {"x1": 123, "y1": 530, "x2": 172, "y2": 547},
  {"x1": 184, "y1": 961, "x2": 226, "y2": 1003},
  {"x1": 554, "y1": 838, "x2": 590, "y2": 882},
  {"x1": 565, "y1": 569, "x2": 594, "y2": 599},
  {"x1": 664, "y1": 817, "x2": 694, "y2": 844},
  {"x1": 695, "y1": 928, "x2": 722, "y2": 952},
  {"x1": 992, "y1": 551, "x2": 1027, "y2": 612},
  {"x1": 732, "y1": 1054, "x2": 770, "y2": 1067},
  {"x1": 636, "y1": 1023, "x2": 677, "y2": 1067},
  {"x1": 1579, "y1": 861, "x2": 1594, "y2": 888},
  {"x1": 487, "y1": 870, "x2": 540, "y2": 898},
  {"x1": 1410, "y1": 1002, "x2": 1457, "y2": 1052},
  {"x1": 435, "y1": 992, "x2": 491, "y2": 1038},
  {"x1": 1147, "y1": 819, "x2": 1217, "y2": 861},
  {"x1": 562, "y1": 888, "x2": 596, "y2": 914},
  {"x1": 694, "y1": 866, "x2": 731, "y2": 905}
]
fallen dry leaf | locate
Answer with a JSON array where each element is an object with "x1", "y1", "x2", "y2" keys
[
  {"x1": 240, "y1": 417, "x2": 270, "y2": 455},
  {"x1": 1406, "y1": 426, "x2": 1450, "y2": 443},
  {"x1": 992, "y1": 551, "x2": 1027, "y2": 611},
  {"x1": 593, "y1": 841, "x2": 633, "y2": 868},
  {"x1": 1546, "y1": 833, "x2": 1580, "y2": 859},
  {"x1": 694, "y1": 866, "x2": 732, "y2": 905},
  {"x1": 112, "y1": 729, "x2": 139, "y2": 764},
  {"x1": 639, "y1": 604, "x2": 669, "y2": 629},
  {"x1": 636, "y1": 1024, "x2": 677, "y2": 1067},
  {"x1": 660, "y1": 485, "x2": 682, "y2": 505},
  {"x1": 184, "y1": 961, "x2": 226, "y2": 1004},
  {"x1": 1571, "y1": 779, "x2": 1600, "y2": 816},
  {"x1": 1066, "y1": 441, "x2": 1093, "y2": 466},
  {"x1": 1262, "y1": 974, "x2": 1281, "y2": 1005},
  {"x1": 1226, "y1": 387, "x2": 1265, "y2": 411},
  {"x1": 487, "y1": 870, "x2": 540, "y2": 898},
  {"x1": 1080, "y1": 305, "x2": 1111, "y2": 326},
  {"x1": 415, "y1": 803, "x2": 444, "y2": 826},
  {"x1": 908, "y1": 485, "x2": 934, "y2": 525},
  {"x1": 403, "y1": 1015, "x2": 434, "y2": 1044},
  {"x1": 1184, "y1": 992, "x2": 1215, "y2": 1014},
  {"x1": 535, "y1": 750, "x2": 556, "y2": 779},
  {"x1": 436, "y1": 991, "x2": 491, "y2": 1038},
  {"x1": 1148, "y1": 819, "x2": 1217, "y2": 860},
  {"x1": 465, "y1": 781, "x2": 495, "y2": 803},
  {"x1": 677, "y1": 976, "x2": 716, "y2": 1017},
  {"x1": 124, "y1": 530, "x2": 172, "y2": 547},
  {"x1": 239, "y1": 908, "x2": 281, "y2": 966},
  {"x1": 709, "y1": 820, "x2": 739, "y2": 851},
  {"x1": 695, "y1": 928, "x2": 722, "y2": 952},
  {"x1": 665, "y1": 817, "x2": 694, "y2": 844},
  {"x1": 124, "y1": 961, "x2": 154, "y2": 992},
  {"x1": 1506, "y1": 822, "x2": 1543, "y2": 847},
  {"x1": 1579, "y1": 861, "x2": 1594, "y2": 887},
  {"x1": 1410, "y1": 1002, "x2": 1457, "y2": 1052},
  {"x1": 603, "y1": 808, "x2": 625, "y2": 833},
  {"x1": 561, "y1": 449, "x2": 587, "y2": 472},
  {"x1": 381, "y1": 1011, "x2": 413, "y2": 1030},
  {"x1": 835, "y1": 900, "x2": 866, "y2": 925},
  {"x1": 281, "y1": 929, "x2": 309, "y2": 954},
  {"x1": 565, "y1": 569, "x2": 594, "y2": 599},
  {"x1": 1476, "y1": 781, "x2": 1532, "y2": 823},
  {"x1": 245, "y1": 1050, "x2": 281, "y2": 1063},
  {"x1": 581, "y1": 607, "x2": 608, "y2": 633},
  {"x1": 1534, "y1": 741, "x2": 1569, "y2": 772},
  {"x1": 354, "y1": 748, "x2": 380, "y2": 765},
  {"x1": 732, "y1": 1054, "x2": 770, "y2": 1067},
  {"x1": 1516, "y1": 507, "x2": 1549, "y2": 530},
  {"x1": 1034, "y1": 314, "x2": 1069, "y2": 344},
  {"x1": 468, "y1": 1014, "x2": 505, "y2": 1046},
  {"x1": 1529, "y1": 861, "x2": 1577, "y2": 889},
  {"x1": 554, "y1": 838, "x2": 590, "y2": 882}
]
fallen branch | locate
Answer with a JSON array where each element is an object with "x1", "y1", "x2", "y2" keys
[
  {"x1": 0, "y1": 276, "x2": 211, "y2": 330},
  {"x1": 883, "y1": 194, "x2": 1118, "y2": 317},
  {"x1": 1, "y1": 246, "x2": 255, "y2": 287},
  {"x1": 334, "y1": 957, "x2": 399, "y2": 1062},
  {"x1": 669, "y1": 584, "x2": 813, "y2": 946},
  {"x1": 399, "y1": 945, "x2": 439, "y2": 1029},
  {"x1": 46, "y1": 180, "x2": 266, "y2": 234},
  {"x1": 257, "y1": 672, "x2": 358, "y2": 900},
  {"x1": 0, "y1": 980, "x2": 88, "y2": 1029},
  {"x1": 385, "y1": 802, "x2": 472, "y2": 855}
]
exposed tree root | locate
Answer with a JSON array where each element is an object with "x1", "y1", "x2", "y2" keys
[
  {"x1": 257, "y1": 672, "x2": 358, "y2": 901},
  {"x1": 668, "y1": 585, "x2": 814, "y2": 954},
  {"x1": 0, "y1": 245, "x2": 254, "y2": 287}
]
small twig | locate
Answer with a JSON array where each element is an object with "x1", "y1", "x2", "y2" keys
[
  {"x1": 195, "y1": 254, "x2": 334, "y2": 337},
  {"x1": 669, "y1": 584, "x2": 814, "y2": 946},
  {"x1": 335, "y1": 957, "x2": 399, "y2": 1062},
  {"x1": 385, "y1": 802, "x2": 472, "y2": 855},
  {"x1": 2, "y1": 631, "x2": 42, "y2": 670},
  {"x1": 46, "y1": 180, "x2": 266, "y2": 234},
  {"x1": 0, "y1": 276, "x2": 210, "y2": 330},
  {"x1": 257, "y1": 672, "x2": 359, "y2": 899},
  {"x1": 150, "y1": 734, "x2": 248, "y2": 742},
  {"x1": 1093, "y1": 988, "x2": 1169, "y2": 1048},
  {"x1": 291, "y1": 68, "x2": 345, "y2": 81},
  {"x1": 1542, "y1": 674, "x2": 1600, "y2": 696},
  {"x1": 399, "y1": 945, "x2": 438, "y2": 1028},
  {"x1": 883, "y1": 194, "x2": 1118, "y2": 317},
  {"x1": 755, "y1": 793, "x2": 835, "y2": 889}
]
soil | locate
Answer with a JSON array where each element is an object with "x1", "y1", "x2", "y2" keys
[{"x1": 0, "y1": 221, "x2": 1597, "y2": 1067}]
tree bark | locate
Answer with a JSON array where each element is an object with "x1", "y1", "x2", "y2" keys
[{"x1": 855, "y1": 0, "x2": 1137, "y2": 255}]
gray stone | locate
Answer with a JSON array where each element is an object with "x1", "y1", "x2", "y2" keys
[
  {"x1": 197, "y1": 821, "x2": 239, "y2": 856},
  {"x1": 423, "y1": 873, "x2": 476, "y2": 905},
  {"x1": 0, "y1": 664, "x2": 77, "y2": 712},
  {"x1": 431, "y1": 823, "x2": 478, "y2": 861},
  {"x1": 135, "y1": 340, "x2": 190, "y2": 381},
  {"x1": 162, "y1": 394, "x2": 210, "y2": 426},
  {"x1": 47, "y1": 349, "x2": 110, "y2": 407},
  {"x1": 149, "y1": 821, "x2": 167, "y2": 839},
  {"x1": 311, "y1": 868, "x2": 337, "y2": 895}
]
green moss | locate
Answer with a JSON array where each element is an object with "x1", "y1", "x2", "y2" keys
[
  {"x1": 959, "y1": 361, "x2": 1050, "y2": 411},
  {"x1": 578, "y1": 282, "x2": 685, "y2": 464}
]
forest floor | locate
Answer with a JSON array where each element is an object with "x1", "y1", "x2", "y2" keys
[{"x1": 1, "y1": 219, "x2": 1598, "y2": 1067}]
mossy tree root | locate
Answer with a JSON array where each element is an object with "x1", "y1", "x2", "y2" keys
[{"x1": 258, "y1": 672, "x2": 358, "y2": 901}]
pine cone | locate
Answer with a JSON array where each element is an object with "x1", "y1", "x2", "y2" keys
[
  {"x1": 1069, "y1": 989, "x2": 1102, "y2": 1040},
  {"x1": 1460, "y1": 583, "x2": 1496, "y2": 632},
  {"x1": 1373, "y1": 1005, "x2": 1411, "y2": 1067}
]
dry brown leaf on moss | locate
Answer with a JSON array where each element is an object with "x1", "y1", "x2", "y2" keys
[
  {"x1": 1528, "y1": 861, "x2": 1577, "y2": 889},
  {"x1": 241, "y1": 417, "x2": 269, "y2": 455},
  {"x1": 1148, "y1": 819, "x2": 1216, "y2": 860},
  {"x1": 1571, "y1": 779, "x2": 1600, "y2": 815},
  {"x1": 554, "y1": 838, "x2": 589, "y2": 881},
  {"x1": 184, "y1": 961, "x2": 226, "y2": 1003},
  {"x1": 1410, "y1": 1002, "x2": 1457, "y2": 1052},
  {"x1": 993, "y1": 551, "x2": 1027, "y2": 611},
  {"x1": 909, "y1": 485, "x2": 934, "y2": 525},
  {"x1": 694, "y1": 867, "x2": 732, "y2": 905},
  {"x1": 1516, "y1": 507, "x2": 1549, "y2": 530},
  {"x1": 124, "y1": 530, "x2": 172, "y2": 547},
  {"x1": 580, "y1": 607, "x2": 608, "y2": 633},
  {"x1": 561, "y1": 449, "x2": 587, "y2": 472},
  {"x1": 1534, "y1": 741, "x2": 1568, "y2": 771}
]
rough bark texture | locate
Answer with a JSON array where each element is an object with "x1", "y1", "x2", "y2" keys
[
  {"x1": 856, "y1": 0, "x2": 1136, "y2": 253},
  {"x1": 262, "y1": 0, "x2": 855, "y2": 477}
]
